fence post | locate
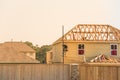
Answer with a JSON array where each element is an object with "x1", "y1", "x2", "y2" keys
[{"x1": 70, "y1": 64, "x2": 80, "y2": 80}]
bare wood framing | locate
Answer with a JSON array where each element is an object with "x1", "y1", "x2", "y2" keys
[{"x1": 54, "y1": 24, "x2": 120, "y2": 44}]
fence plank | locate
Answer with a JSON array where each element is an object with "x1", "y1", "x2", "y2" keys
[
  {"x1": 0, "y1": 64, "x2": 70, "y2": 80},
  {"x1": 87, "y1": 67, "x2": 98, "y2": 80},
  {"x1": 0, "y1": 63, "x2": 120, "y2": 80},
  {"x1": 98, "y1": 67, "x2": 103, "y2": 80},
  {"x1": 64, "y1": 65, "x2": 70, "y2": 80},
  {"x1": 79, "y1": 66, "x2": 87, "y2": 80},
  {"x1": 79, "y1": 64, "x2": 120, "y2": 80},
  {"x1": 118, "y1": 67, "x2": 120, "y2": 80}
]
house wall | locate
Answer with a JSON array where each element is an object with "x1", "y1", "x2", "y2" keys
[
  {"x1": 85, "y1": 43, "x2": 111, "y2": 60},
  {"x1": 25, "y1": 52, "x2": 36, "y2": 59},
  {"x1": 46, "y1": 52, "x2": 51, "y2": 64},
  {"x1": 52, "y1": 41, "x2": 120, "y2": 64},
  {"x1": 46, "y1": 51, "x2": 53, "y2": 64},
  {"x1": 52, "y1": 43, "x2": 63, "y2": 63}
]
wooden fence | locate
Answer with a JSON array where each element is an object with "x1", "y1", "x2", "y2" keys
[
  {"x1": 79, "y1": 63, "x2": 120, "y2": 80},
  {"x1": 0, "y1": 63, "x2": 120, "y2": 80},
  {"x1": 0, "y1": 64, "x2": 70, "y2": 80}
]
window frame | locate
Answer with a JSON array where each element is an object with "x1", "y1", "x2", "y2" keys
[
  {"x1": 110, "y1": 44, "x2": 118, "y2": 56},
  {"x1": 78, "y1": 44, "x2": 85, "y2": 55}
]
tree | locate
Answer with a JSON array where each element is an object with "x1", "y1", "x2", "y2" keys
[
  {"x1": 36, "y1": 45, "x2": 52, "y2": 63},
  {"x1": 24, "y1": 41, "x2": 52, "y2": 63}
]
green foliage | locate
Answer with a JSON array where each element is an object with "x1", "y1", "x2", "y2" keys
[
  {"x1": 37, "y1": 45, "x2": 52, "y2": 63},
  {"x1": 24, "y1": 41, "x2": 52, "y2": 63}
]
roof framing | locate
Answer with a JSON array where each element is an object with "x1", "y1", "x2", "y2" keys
[{"x1": 55, "y1": 24, "x2": 120, "y2": 43}]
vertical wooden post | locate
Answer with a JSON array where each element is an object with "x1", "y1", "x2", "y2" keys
[
  {"x1": 62, "y1": 25, "x2": 64, "y2": 64},
  {"x1": 62, "y1": 25, "x2": 65, "y2": 80}
]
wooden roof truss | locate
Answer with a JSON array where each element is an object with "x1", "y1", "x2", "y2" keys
[
  {"x1": 62, "y1": 24, "x2": 120, "y2": 41},
  {"x1": 90, "y1": 54, "x2": 120, "y2": 63}
]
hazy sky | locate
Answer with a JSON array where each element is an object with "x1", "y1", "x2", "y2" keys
[{"x1": 0, "y1": 0, "x2": 120, "y2": 46}]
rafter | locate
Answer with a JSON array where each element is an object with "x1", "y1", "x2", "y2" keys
[
  {"x1": 62, "y1": 24, "x2": 120, "y2": 41},
  {"x1": 53, "y1": 24, "x2": 120, "y2": 44}
]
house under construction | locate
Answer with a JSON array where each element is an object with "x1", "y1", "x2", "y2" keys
[{"x1": 47, "y1": 24, "x2": 120, "y2": 64}]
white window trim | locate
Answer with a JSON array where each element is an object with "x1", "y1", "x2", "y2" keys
[
  {"x1": 110, "y1": 44, "x2": 118, "y2": 56},
  {"x1": 78, "y1": 44, "x2": 85, "y2": 55}
]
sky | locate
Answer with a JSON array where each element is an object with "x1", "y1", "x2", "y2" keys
[{"x1": 0, "y1": 0, "x2": 120, "y2": 46}]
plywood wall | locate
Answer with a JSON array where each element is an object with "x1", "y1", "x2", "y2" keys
[{"x1": 52, "y1": 41, "x2": 120, "y2": 63}]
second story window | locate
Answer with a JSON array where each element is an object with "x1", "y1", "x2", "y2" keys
[
  {"x1": 111, "y1": 44, "x2": 117, "y2": 56},
  {"x1": 78, "y1": 44, "x2": 84, "y2": 55}
]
